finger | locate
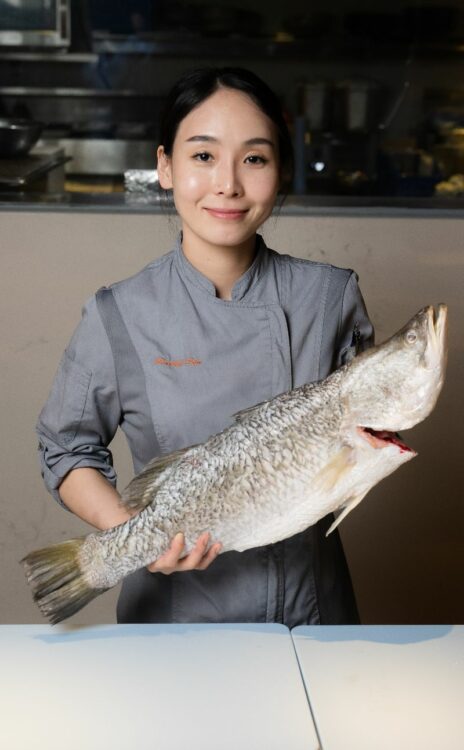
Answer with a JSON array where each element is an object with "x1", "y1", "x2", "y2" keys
[
  {"x1": 195, "y1": 543, "x2": 222, "y2": 571},
  {"x1": 162, "y1": 531, "x2": 186, "y2": 563},
  {"x1": 147, "y1": 532, "x2": 185, "y2": 574},
  {"x1": 176, "y1": 532, "x2": 211, "y2": 571}
]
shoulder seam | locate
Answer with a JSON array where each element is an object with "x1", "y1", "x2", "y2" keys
[
  {"x1": 273, "y1": 252, "x2": 330, "y2": 270},
  {"x1": 101, "y1": 250, "x2": 174, "y2": 292},
  {"x1": 272, "y1": 250, "x2": 354, "y2": 275}
]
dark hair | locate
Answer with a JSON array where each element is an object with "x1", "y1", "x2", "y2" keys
[{"x1": 158, "y1": 67, "x2": 294, "y2": 184}]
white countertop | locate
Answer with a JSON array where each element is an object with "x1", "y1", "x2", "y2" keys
[
  {"x1": 0, "y1": 624, "x2": 319, "y2": 750},
  {"x1": 3, "y1": 624, "x2": 463, "y2": 750},
  {"x1": 292, "y1": 625, "x2": 464, "y2": 750}
]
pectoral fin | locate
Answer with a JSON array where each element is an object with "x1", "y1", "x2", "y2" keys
[
  {"x1": 313, "y1": 446, "x2": 356, "y2": 493},
  {"x1": 325, "y1": 490, "x2": 369, "y2": 536},
  {"x1": 120, "y1": 445, "x2": 196, "y2": 512}
]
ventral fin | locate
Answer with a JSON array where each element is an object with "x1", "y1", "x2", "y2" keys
[
  {"x1": 313, "y1": 446, "x2": 355, "y2": 493},
  {"x1": 120, "y1": 445, "x2": 195, "y2": 513},
  {"x1": 325, "y1": 490, "x2": 369, "y2": 536}
]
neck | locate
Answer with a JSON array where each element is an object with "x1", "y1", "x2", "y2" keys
[{"x1": 181, "y1": 230, "x2": 257, "y2": 300}]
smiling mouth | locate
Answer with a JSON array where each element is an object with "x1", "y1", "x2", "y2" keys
[{"x1": 204, "y1": 208, "x2": 248, "y2": 219}]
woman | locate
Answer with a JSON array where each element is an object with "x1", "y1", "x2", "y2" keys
[{"x1": 37, "y1": 67, "x2": 374, "y2": 626}]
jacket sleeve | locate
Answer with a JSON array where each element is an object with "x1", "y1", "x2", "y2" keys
[
  {"x1": 36, "y1": 294, "x2": 121, "y2": 508},
  {"x1": 334, "y1": 271, "x2": 375, "y2": 370}
]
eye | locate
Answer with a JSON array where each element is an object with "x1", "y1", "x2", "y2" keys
[
  {"x1": 245, "y1": 155, "x2": 268, "y2": 165},
  {"x1": 193, "y1": 152, "x2": 212, "y2": 162},
  {"x1": 405, "y1": 330, "x2": 417, "y2": 344}
]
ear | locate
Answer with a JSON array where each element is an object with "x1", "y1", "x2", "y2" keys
[{"x1": 156, "y1": 145, "x2": 173, "y2": 189}]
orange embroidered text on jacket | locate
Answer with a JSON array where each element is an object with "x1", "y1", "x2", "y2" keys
[{"x1": 154, "y1": 357, "x2": 202, "y2": 367}]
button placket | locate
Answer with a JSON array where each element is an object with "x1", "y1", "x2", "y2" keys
[{"x1": 264, "y1": 304, "x2": 293, "y2": 397}]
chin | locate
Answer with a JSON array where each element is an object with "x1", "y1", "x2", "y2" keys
[
  {"x1": 198, "y1": 226, "x2": 257, "y2": 247},
  {"x1": 216, "y1": 233, "x2": 257, "y2": 248}
]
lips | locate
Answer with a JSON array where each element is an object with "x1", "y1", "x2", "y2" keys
[{"x1": 204, "y1": 208, "x2": 248, "y2": 219}]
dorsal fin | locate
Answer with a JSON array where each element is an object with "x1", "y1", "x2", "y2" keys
[
  {"x1": 232, "y1": 399, "x2": 269, "y2": 423},
  {"x1": 120, "y1": 445, "x2": 194, "y2": 513}
]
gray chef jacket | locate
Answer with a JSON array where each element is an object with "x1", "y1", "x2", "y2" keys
[{"x1": 37, "y1": 231, "x2": 374, "y2": 627}]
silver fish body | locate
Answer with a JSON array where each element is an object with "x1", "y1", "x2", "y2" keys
[
  {"x1": 23, "y1": 304, "x2": 448, "y2": 622},
  {"x1": 79, "y1": 373, "x2": 403, "y2": 589}
]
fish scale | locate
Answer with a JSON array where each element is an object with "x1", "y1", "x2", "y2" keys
[
  {"x1": 78, "y1": 375, "x2": 352, "y2": 586},
  {"x1": 22, "y1": 305, "x2": 448, "y2": 624}
]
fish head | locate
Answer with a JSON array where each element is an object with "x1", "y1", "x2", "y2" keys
[{"x1": 340, "y1": 304, "x2": 448, "y2": 433}]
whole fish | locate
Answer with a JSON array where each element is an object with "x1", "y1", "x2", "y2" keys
[{"x1": 22, "y1": 304, "x2": 448, "y2": 624}]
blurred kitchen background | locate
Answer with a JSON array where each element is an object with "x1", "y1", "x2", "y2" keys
[{"x1": 1, "y1": 0, "x2": 464, "y2": 202}]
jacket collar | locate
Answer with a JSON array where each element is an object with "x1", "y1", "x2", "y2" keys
[{"x1": 173, "y1": 231, "x2": 268, "y2": 302}]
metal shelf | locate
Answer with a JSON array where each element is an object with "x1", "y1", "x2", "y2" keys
[
  {"x1": 0, "y1": 86, "x2": 153, "y2": 98},
  {"x1": 0, "y1": 51, "x2": 98, "y2": 63},
  {"x1": 93, "y1": 36, "x2": 464, "y2": 60},
  {"x1": 1, "y1": 37, "x2": 463, "y2": 62}
]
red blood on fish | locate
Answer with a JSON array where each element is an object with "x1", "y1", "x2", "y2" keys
[{"x1": 359, "y1": 427, "x2": 415, "y2": 454}]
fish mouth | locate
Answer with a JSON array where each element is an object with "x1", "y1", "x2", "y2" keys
[
  {"x1": 357, "y1": 426, "x2": 416, "y2": 455},
  {"x1": 425, "y1": 303, "x2": 448, "y2": 370},
  {"x1": 430, "y1": 303, "x2": 447, "y2": 338}
]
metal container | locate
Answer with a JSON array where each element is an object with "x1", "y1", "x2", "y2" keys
[
  {"x1": 52, "y1": 138, "x2": 158, "y2": 175},
  {"x1": 0, "y1": 118, "x2": 43, "y2": 157},
  {"x1": 333, "y1": 79, "x2": 384, "y2": 133},
  {"x1": 298, "y1": 82, "x2": 330, "y2": 132}
]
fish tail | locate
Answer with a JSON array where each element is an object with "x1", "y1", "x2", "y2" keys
[{"x1": 21, "y1": 538, "x2": 108, "y2": 625}]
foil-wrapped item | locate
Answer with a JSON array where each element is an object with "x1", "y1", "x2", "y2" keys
[{"x1": 124, "y1": 169, "x2": 159, "y2": 193}]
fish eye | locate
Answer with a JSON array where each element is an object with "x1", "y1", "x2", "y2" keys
[{"x1": 405, "y1": 330, "x2": 417, "y2": 344}]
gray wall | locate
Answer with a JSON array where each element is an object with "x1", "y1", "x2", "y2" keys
[{"x1": 0, "y1": 207, "x2": 462, "y2": 624}]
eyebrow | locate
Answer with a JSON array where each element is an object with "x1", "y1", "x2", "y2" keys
[{"x1": 185, "y1": 135, "x2": 275, "y2": 148}]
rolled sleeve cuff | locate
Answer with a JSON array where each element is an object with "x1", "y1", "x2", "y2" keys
[{"x1": 40, "y1": 450, "x2": 117, "y2": 509}]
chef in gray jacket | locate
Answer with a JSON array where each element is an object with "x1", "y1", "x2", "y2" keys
[{"x1": 37, "y1": 67, "x2": 374, "y2": 626}]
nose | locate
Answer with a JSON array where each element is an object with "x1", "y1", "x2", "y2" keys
[{"x1": 213, "y1": 159, "x2": 243, "y2": 197}]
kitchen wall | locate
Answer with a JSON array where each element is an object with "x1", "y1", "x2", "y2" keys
[{"x1": 0, "y1": 207, "x2": 462, "y2": 624}]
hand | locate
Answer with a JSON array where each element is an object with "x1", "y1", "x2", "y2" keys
[{"x1": 147, "y1": 531, "x2": 222, "y2": 575}]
